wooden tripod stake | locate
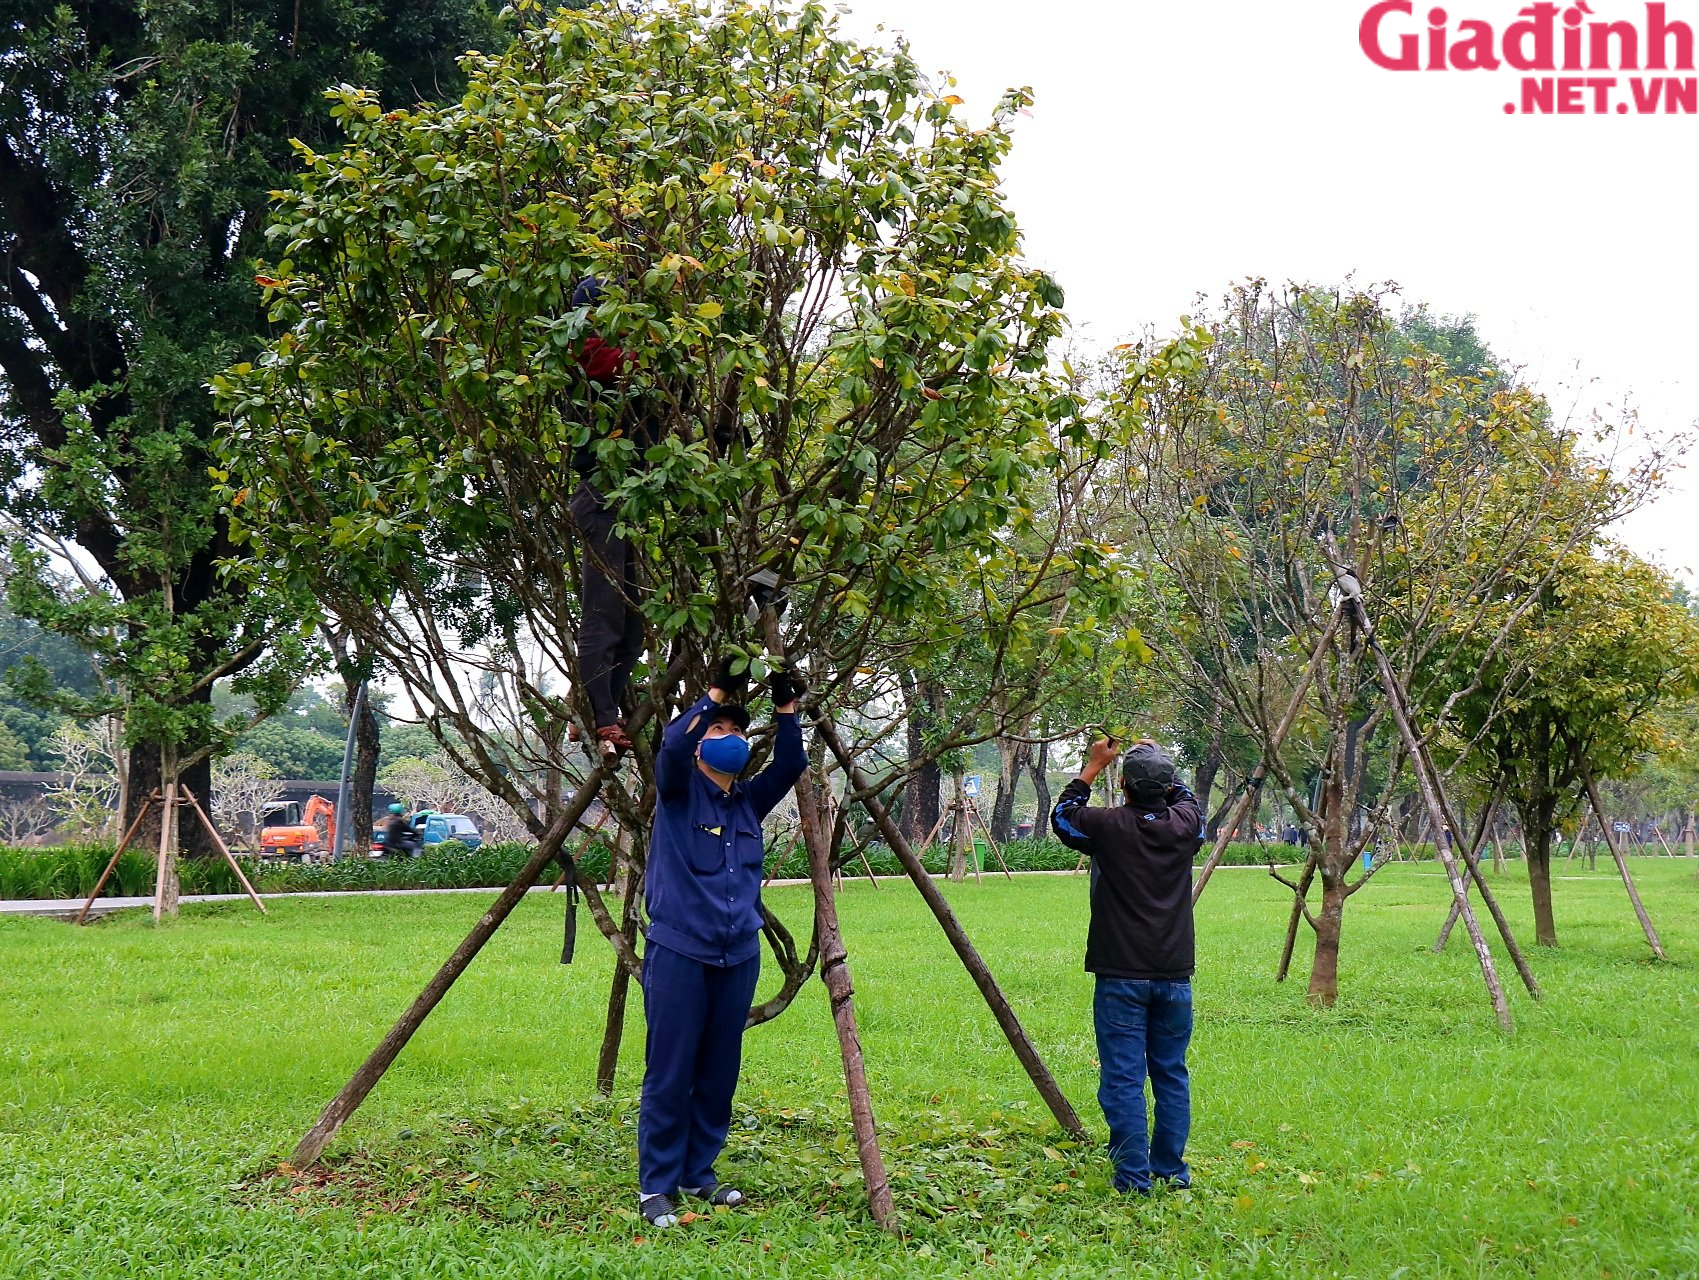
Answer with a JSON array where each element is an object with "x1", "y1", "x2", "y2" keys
[
  {"x1": 1580, "y1": 764, "x2": 1667, "y2": 961},
  {"x1": 73, "y1": 785, "x2": 267, "y2": 925}
]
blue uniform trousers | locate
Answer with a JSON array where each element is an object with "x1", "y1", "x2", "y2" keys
[{"x1": 637, "y1": 942, "x2": 760, "y2": 1196}]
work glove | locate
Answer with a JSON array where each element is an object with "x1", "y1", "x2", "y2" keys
[
  {"x1": 712, "y1": 654, "x2": 751, "y2": 701},
  {"x1": 768, "y1": 661, "x2": 807, "y2": 708}
]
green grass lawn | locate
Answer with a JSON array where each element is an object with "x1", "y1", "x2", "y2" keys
[{"x1": 2, "y1": 860, "x2": 1696, "y2": 1278}]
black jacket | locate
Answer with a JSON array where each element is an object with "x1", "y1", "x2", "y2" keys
[{"x1": 1051, "y1": 777, "x2": 1203, "y2": 980}]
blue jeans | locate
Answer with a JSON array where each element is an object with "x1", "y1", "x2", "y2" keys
[{"x1": 1093, "y1": 977, "x2": 1192, "y2": 1193}]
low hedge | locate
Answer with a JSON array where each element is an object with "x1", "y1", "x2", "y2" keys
[{"x1": 0, "y1": 834, "x2": 1530, "y2": 902}]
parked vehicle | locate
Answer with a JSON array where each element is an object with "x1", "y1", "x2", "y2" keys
[
  {"x1": 259, "y1": 795, "x2": 337, "y2": 862},
  {"x1": 370, "y1": 811, "x2": 484, "y2": 856}
]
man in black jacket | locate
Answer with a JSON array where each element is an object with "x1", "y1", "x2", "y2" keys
[{"x1": 1052, "y1": 737, "x2": 1204, "y2": 1195}]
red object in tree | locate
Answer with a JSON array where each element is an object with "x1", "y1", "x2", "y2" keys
[{"x1": 580, "y1": 333, "x2": 627, "y2": 385}]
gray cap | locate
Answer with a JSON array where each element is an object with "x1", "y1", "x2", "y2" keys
[{"x1": 1121, "y1": 742, "x2": 1175, "y2": 803}]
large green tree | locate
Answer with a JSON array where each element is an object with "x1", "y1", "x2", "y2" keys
[
  {"x1": 0, "y1": 0, "x2": 498, "y2": 858},
  {"x1": 1445, "y1": 548, "x2": 1699, "y2": 946},
  {"x1": 217, "y1": 0, "x2": 1127, "y2": 1211},
  {"x1": 1120, "y1": 283, "x2": 1628, "y2": 1012}
]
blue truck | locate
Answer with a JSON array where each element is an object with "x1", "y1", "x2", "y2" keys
[{"x1": 370, "y1": 811, "x2": 484, "y2": 856}]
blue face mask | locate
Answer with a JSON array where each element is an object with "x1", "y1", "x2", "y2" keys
[{"x1": 699, "y1": 733, "x2": 751, "y2": 775}]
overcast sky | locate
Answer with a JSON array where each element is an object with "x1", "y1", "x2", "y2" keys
[{"x1": 838, "y1": 0, "x2": 1698, "y2": 585}]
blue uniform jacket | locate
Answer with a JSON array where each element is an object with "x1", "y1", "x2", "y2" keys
[{"x1": 645, "y1": 691, "x2": 808, "y2": 966}]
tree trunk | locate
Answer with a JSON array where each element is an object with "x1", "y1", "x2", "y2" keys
[
  {"x1": 347, "y1": 688, "x2": 381, "y2": 853},
  {"x1": 596, "y1": 879, "x2": 642, "y2": 1095},
  {"x1": 126, "y1": 713, "x2": 215, "y2": 858},
  {"x1": 1194, "y1": 738, "x2": 1224, "y2": 835},
  {"x1": 1527, "y1": 824, "x2": 1557, "y2": 946},
  {"x1": 1304, "y1": 753, "x2": 1347, "y2": 1006},
  {"x1": 1306, "y1": 872, "x2": 1346, "y2": 1007},
  {"x1": 989, "y1": 737, "x2": 1028, "y2": 843},
  {"x1": 1029, "y1": 736, "x2": 1051, "y2": 834},
  {"x1": 899, "y1": 671, "x2": 941, "y2": 847}
]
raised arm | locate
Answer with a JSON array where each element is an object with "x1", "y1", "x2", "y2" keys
[
  {"x1": 743, "y1": 711, "x2": 807, "y2": 821},
  {"x1": 1051, "y1": 736, "x2": 1119, "y2": 854}
]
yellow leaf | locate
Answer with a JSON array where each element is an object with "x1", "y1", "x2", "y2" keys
[
  {"x1": 898, "y1": 275, "x2": 916, "y2": 297},
  {"x1": 1042, "y1": 1146, "x2": 1064, "y2": 1162},
  {"x1": 695, "y1": 301, "x2": 723, "y2": 319},
  {"x1": 943, "y1": 94, "x2": 964, "y2": 105},
  {"x1": 1235, "y1": 1194, "x2": 1255, "y2": 1210}
]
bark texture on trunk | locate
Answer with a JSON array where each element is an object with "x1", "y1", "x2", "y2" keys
[
  {"x1": 126, "y1": 728, "x2": 215, "y2": 858},
  {"x1": 989, "y1": 734, "x2": 1030, "y2": 843},
  {"x1": 899, "y1": 671, "x2": 941, "y2": 847},
  {"x1": 1029, "y1": 737, "x2": 1051, "y2": 834},
  {"x1": 1304, "y1": 753, "x2": 1347, "y2": 1006},
  {"x1": 596, "y1": 877, "x2": 642, "y2": 1096},
  {"x1": 1306, "y1": 873, "x2": 1345, "y2": 1007},
  {"x1": 1527, "y1": 825, "x2": 1557, "y2": 946},
  {"x1": 349, "y1": 692, "x2": 381, "y2": 849}
]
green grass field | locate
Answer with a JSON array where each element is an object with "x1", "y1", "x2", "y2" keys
[{"x1": 2, "y1": 860, "x2": 1696, "y2": 1278}]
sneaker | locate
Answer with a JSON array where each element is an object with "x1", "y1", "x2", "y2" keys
[
  {"x1": 680, "y1": 1183, "x2": 745, "y2": 1207},
  {"x1": 596, "y1": 724, "x2": 633, "y2": 755},
  {"x1": 638, "y1": 1193, "x2": 680, "y2": 1228}
]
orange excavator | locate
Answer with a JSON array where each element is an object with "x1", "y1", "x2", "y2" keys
[{"x1": 259, "y1": 794, "x2": 338, "y2": 862}]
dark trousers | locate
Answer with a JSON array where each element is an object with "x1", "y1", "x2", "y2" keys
[
  {"x1": 569, "y1": 480, "x2": 645, "y2": 728},
  {"x1": 637, "y1": 942, "x2": 760, "y2": 1196},
  {"x1": 1094, "y1": 976, "x2": 1193, "y2": 1193}
]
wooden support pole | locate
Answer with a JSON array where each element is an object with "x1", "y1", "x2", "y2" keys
[
  {"x1": 1432, "y1": 789, "x2": 1500, "y2": 951},
  {"x1": 815, "y1": 714, "x2": 1090, "y2": 1141},
  {"x1": 1194, "y1": 607, "x2": 1340, "y2": 904},
  {"x1": 1581, "y1": 765, "x2": 1667, "y2": 961},
  {"x1": 798, "y1": 762, "x2": 894, "y2": 1227},
  {"x1": 74, "y1": 792, "x2": 156, "y2": 925},
  {"x1": 757, "y1": 618, "x2": 894, "y2": 1230},
  {"x1": 180, "y1": 786, "x2": 267, "y2": 916},
  {"x1": 1365, "y1": 638, "x2": 1514, "y2": 1031},
  {"x1": 1370, "y1": 644, "x2": 1540, "y2": 1000},
  {"x1": 153, "y1": 781, "x2": 178, "y2": 924},
  {"x1": 289, "y1": 765, "x2": 613, "y2": 1169},
  {"x1": 967, "y1": 796, "x2": 1014, "y2": 881}
]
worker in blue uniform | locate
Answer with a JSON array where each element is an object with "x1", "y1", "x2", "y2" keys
[{"x1": 636, "y1": 655, "x2": 808, "y2": 1228}]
